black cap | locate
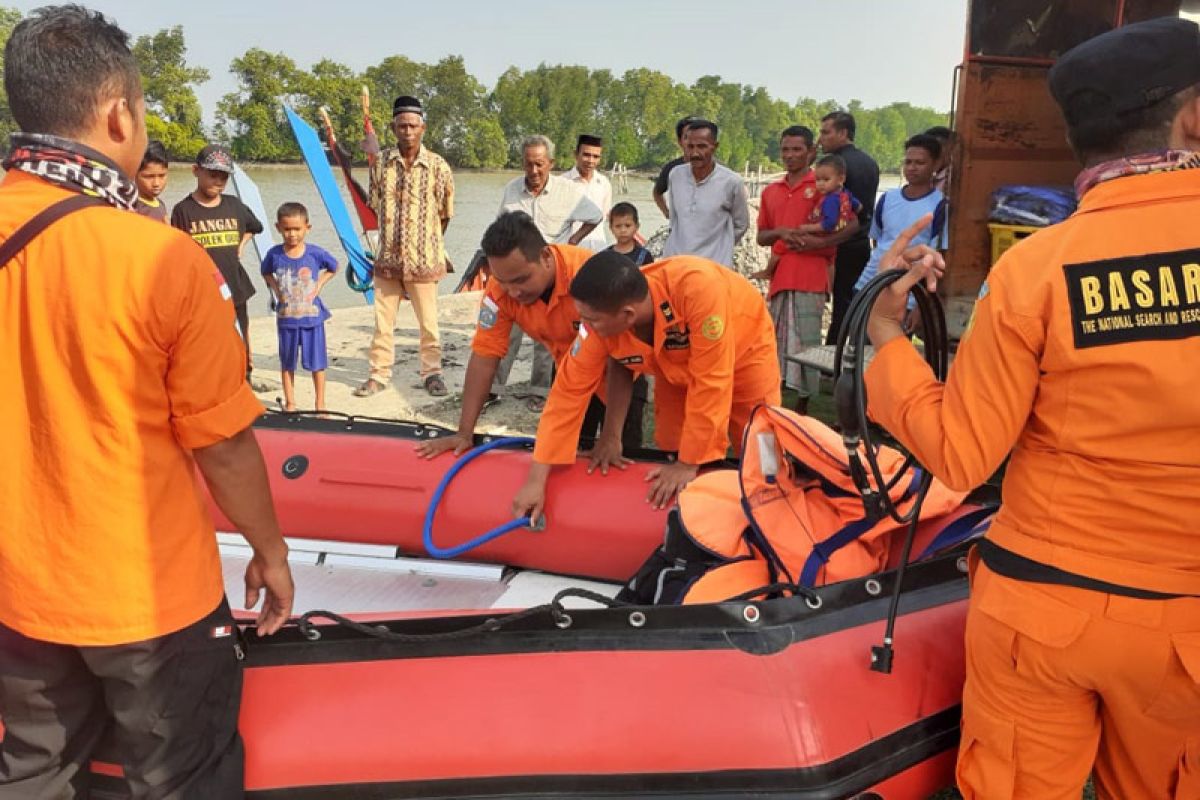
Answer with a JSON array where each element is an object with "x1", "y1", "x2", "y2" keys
[
  {"x1": 196, "y1": 144, "x2": 234, "y2": 174},
  {"x1": 392, "y1": 95, "x2": 424, "y2": 118},
  {"x1": 1049, "y1": 18, "x2": 1200, "y2": 135}
]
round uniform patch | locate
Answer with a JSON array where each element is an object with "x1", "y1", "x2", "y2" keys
[
  {"x1": 701, "y1": 315, "x2": 725, "y2": 341},
  {"x1": 803, "y1": 186, "x2": 816, "y2": 199},
  {"x1": 478, "y1": 306, "x2": 498, "y2": 329}
]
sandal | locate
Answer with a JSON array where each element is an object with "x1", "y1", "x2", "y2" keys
[
  {"x1": 353, "y1": 378, "x2": 387, "y2": 397},
  {"x1": 424, "y1": 374, "x2": 448, "y2": 397}
]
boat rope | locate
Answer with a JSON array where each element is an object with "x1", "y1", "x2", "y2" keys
[
  {"x1": 423, "y1": 436, "x2": 540, "y2": 558},
  {"x1": 831, "y1": 267, "x2": 949, "y2": 675},
  {"x1": 719, "y1": 582, "x2": 820, "y2": 605},
  {"x1": 293, "y1": 588, "x2": 625, "y2": 642}
]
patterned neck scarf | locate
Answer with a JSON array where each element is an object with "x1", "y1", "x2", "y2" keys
[
  {"x1": 3, "y1": 132, "x2": 138, "y2": 210},
  {"x1": 1075, "y1": 149, "x2": 1200, "y2": 200}
]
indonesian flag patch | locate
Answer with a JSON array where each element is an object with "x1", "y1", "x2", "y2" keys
[{"x1": 211, "y1": 269, "x2": 232, "y2": 302}]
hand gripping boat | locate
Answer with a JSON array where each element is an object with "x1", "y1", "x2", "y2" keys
[{"x1": 81, "y1": 411, "x2": 993, "y2": 799}]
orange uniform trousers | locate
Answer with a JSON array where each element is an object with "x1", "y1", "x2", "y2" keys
[
  {"x1": 958, "y1": 558, "x2": 1200, "y2": 799},
  {"x1": 651, "y1": 369, "x2": 780, "y2": 458}
]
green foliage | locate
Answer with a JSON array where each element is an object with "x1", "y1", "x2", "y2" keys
[
  {"x1": 217, "y1": 48, "x2": 307, "y2": 161},
  {"x1": 132, "y1": 26, "x2": 209, "y2": 159},
  {"x1": 0, "y1": 5, "x2": 22, "y2": 145},
  {"x1": 3, "y1": 13, "x2": 947, "y2": 170}
]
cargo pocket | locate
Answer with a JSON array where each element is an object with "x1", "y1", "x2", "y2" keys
[
  {"x1": 1175, "y1": 739, "x2": 1199, "y2": 800},
  {"x1": 976, "y1": 570, "x2": 1089, "y2": 673},
  {"x1": 1146, "y1": 632, "x2": 1200, "y2": 724},
  {"x1": 151, "y1": 602, "x2": 242, "y2": 740},
  {"x1": 955, "y1": 704, "x2": 1016, "y2": 799}
]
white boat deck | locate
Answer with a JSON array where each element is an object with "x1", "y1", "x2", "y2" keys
[{"x1": 217, "y1": 533, "x2": 621, "y2": 617}]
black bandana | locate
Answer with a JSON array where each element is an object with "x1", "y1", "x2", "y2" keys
[{"x1": 3, "y1": 132, "x2": 138, "y2": 210}]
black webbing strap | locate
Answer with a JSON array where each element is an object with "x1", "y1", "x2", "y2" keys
[{"x1": 0, "y1": 194, "x2": 107, "y2": 269}]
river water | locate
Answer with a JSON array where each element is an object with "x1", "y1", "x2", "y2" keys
[
  {"x1": 161, "y1": 164, "x2": 668, "y2": 317},
  {"x1": 161, "y1": 163, "x2": 899, "y2": 317}
]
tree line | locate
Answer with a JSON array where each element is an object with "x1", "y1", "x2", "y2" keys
[{"x1": 0, "y1": 10, "x2": 948, "y2": 173}]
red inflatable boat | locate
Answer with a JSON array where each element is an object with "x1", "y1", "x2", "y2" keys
[{"x1": 85, "y1": 412, "x2": 992, "y2": 799}]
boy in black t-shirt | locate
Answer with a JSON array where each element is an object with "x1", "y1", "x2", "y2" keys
[
  {"x1": 171, "y1": 144, "x2": 266, "y2": 388},
  {"x1": 603, "y1": 202, "x2": 653, "y2": 266}
]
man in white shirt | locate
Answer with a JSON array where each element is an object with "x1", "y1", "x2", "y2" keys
[
  {"x1": 663, "y1": 120, "x2": 750, "y2": 267},
  {"x1": 494, "y1": 136, "x2": 603, "y2": 404},
  {"x1": 498, "y1": 136, "x2": 602, "y2": 244},
  {"x1": 560, "y1": 134, "x2": 612, "y2": 251}
]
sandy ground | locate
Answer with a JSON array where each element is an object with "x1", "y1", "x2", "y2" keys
[{"x1": 246, "y1": 290, "x2": 545, "y2": 436}]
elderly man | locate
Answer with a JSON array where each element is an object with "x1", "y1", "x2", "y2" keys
[
  {"x1": 355, "y1": 94, "x2": 455, "y2": 398},
  {"x1": 866, "y1": 18, "x2": 1200, "y2": 800},
  {"x1": 561, "y1": 133, "x2": 612, "y2": 251},
  {"x1": 662, "y1": 120, "x2": 750, "y2": 267},
  {"x1": 0, "y1": 6, "x2": 292, "y2": 797},
  {"x1": 494, "y1": 135, "x2": 603, "y2": 404}
]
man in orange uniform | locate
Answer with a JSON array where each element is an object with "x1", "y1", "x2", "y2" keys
[
  {"x1": 513, "y1": 252, "x2": 780, "y2": 521},
  {"x1": 0, "y1": 7, "x2": 293, "y2": 797},
  {"x1": 416, "y1": 211, "x2": 644, "y2": 459},
  {"x1": 865, "y1": 18, "x2": 1200, "y2": 799}
]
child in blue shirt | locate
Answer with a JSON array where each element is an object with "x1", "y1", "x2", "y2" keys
[{"x1": 261, "y1": 202, "x2": 338, "y2": 412}]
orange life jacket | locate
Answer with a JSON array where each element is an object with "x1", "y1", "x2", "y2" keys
[{"x1": 675, "y1": 406, "x2": 973, "y2": 604}]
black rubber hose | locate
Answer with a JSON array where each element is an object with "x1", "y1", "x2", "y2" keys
[{"x1": 830, "y1": 269, "x2": 949, "y2": 673}]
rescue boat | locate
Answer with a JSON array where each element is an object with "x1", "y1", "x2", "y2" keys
[{"x1": 86, "y1": 411, "x2": 991, "y2": 799}]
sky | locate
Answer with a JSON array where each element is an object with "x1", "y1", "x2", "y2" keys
[{"x1": 7, "y1": 0, "x2": 969, "y2": 120}]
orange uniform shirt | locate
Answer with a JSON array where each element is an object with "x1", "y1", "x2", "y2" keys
[
  {"x1": 534, "y1": 256, "x2": 780, "y2": 466},
  {"x1": 471, "y1": 244, "x2": 592, "y2": 363},
  {"x1": 0, "y1": 171, "x2": 264, "y2": 646},
  {"x1": 867, "y1": 168, "x2": 1200, "y2": 595}
]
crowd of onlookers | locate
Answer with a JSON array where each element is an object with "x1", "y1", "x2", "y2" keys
[{"x1": 128, "y1": 93, "x2": 957, "y2": 417}]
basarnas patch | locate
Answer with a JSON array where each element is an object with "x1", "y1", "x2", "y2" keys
[
  {"x1": 663, "y1": 325, "x2": 690, "y2": 350},
  {"x1": 1063, "y1": 247, "x2": 1200, "y2": 349},
  {"x1": 701, "y1": 314, "x2": 725, "y2": 340}
]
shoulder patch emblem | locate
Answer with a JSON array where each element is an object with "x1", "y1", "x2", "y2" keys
[
  {"x1": 570, "y1": 325, "x2": 589, "y2": 357},
  {"x1": 701, "y1": 315, "x2": 725, "y2": 341},
  {"x1": 478, "y1": 295, "x2": 499, "y2": 330}
]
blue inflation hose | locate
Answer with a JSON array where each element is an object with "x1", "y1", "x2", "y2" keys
[{"x1": 422, "y1": 436, "x2": 538, "y2": 559}]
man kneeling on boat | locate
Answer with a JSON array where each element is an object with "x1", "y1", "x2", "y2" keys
[
  {"x1": 864, "y1": 19, "x2": 1200, "y2": 799},
  {"x1": 513, "y1": 252, "x2": 781, "y2": 522},
  {"x1": 417, "y1": 211, "x2": 646, "y2": 461}
]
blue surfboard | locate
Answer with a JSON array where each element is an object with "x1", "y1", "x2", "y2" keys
[
  {"x1": 230, "y1": 163, "x2": 276, "y2": 265},
  {"x1": 284, "y1": 105, "x2": 374, "y2": 304}
]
